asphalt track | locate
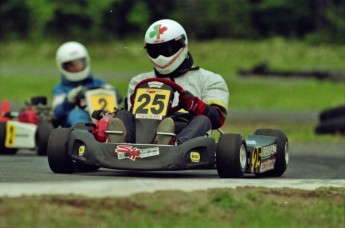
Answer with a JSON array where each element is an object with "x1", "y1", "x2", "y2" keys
[
  {"x1": 0, "y1": 140, "x2": 344, "y2": 197},
  {"x1": 0, "y1": 109, "x2": 344, "y2": 197}
]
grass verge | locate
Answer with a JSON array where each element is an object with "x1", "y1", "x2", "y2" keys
[{"x1": 1, "y1": 187, "x2": 344, "y2": 227}]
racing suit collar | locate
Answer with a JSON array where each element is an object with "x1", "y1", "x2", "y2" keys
[{"x1": 61, "y1": 73, "x2": 94, "y2": 86}]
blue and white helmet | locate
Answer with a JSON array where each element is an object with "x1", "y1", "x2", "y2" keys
[
  {"x1": 144, "y1": 19, "x2": 188, "y2": 75},
  {"x1": 56, "y1": 41, "x2": 90, "y2": 82}
]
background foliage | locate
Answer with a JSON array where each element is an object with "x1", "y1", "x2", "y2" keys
[{"x1": 1, "y1": 0, "x2": 345, "y2": 44}]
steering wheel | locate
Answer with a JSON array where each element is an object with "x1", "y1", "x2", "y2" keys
[{"x1": 130, "y1": 78, "x2": 187, "y2": 113}]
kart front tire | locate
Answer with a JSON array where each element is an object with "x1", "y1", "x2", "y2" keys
[
  {"x1": 36, "y1": 122, "x2": 54, "y2": 156},
  {"x1": 47, "y1": 127, "x2": 75, "y2": 173},
  {"x1": 254, "y1": 129, "x2": 289, "y2": 177},
  {"x1": 216, "y1": 133, "x2": 247, "y2": 178}
]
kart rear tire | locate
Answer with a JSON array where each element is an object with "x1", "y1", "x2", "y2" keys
[
  {"x1": 216, "y1": 134, "x2": 247, "y2": 178},
  {"x1": 47, "y1": 127, "x2": 75, "y2": 173},
  {"x1": 0, "y1": 122, "x2": 18, "y2": 155},
  {"x1": 254, "y1": 129, "x2": 289, "y2": 177},
  {"x1": 36, "y1": 122, "x2": 54, "y2": 156}
]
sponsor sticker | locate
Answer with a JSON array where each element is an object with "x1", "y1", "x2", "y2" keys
[
  {"x1": 148, "y1": 81, "x2": 164, "y2": 88},
  {"x1": 260, "y1": 158, "x2": 276, "y2": 172},
  {"x1": 261, "y1": 144, "x2": 277, "y2": 158},
  {"x1": 78, "y1": 145, "x2": 85, "y2": 156},
  {"x1": 115, "y1": 145, "x2": 159, "y2": 161},
  {"x1": 251, "y1": 144, "x2": 277, "y2": 173},
  {"x1": 135, "y1": 113, "x2": 163, "y2": 120},
  {"x1": 190, "y1": 152, "x2": 200, "y2": 163},
  {"x1": 251, "y1": 147, "x2": 261, "y2": 173}
]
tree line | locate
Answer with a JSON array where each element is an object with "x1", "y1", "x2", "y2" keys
[{"x1": 1, "y1": 0, "x2": 344, "y2": 44}]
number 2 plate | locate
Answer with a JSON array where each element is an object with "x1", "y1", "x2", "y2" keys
[{"x1": 85, "y1": 89, "x2": 118, "y2": 115}]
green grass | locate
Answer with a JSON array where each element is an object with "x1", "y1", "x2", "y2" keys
[
  {"x1": 1, "y1": 39, "x2": 344, "y2": 108},
  {"x1": 1, "y1": 187, "x2": 344, "y2": 227},
  {"x1": 0, "y1": 39, "x2": 344, "y2": 142},
  {"x1": 221, "y1": 122, "x2": 345, "y2": 143}
]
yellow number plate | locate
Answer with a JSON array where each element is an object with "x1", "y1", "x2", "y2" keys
[
  {"x1": 132, "y1": 88, "x2": 171, "y2": 116},
  {"x1": 85, "y1": 89, "x2": 118, "y2": 115},
  {"x1": 89, "y1": 94, "x2": 117, "y2": 112},
  {"x1": 5, "y1": 123, "x2": 16, "y2": 147}
]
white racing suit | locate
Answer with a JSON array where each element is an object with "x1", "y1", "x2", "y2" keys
[{"x1": 118, "y1": 68, "x2": 229, "y2": 144}]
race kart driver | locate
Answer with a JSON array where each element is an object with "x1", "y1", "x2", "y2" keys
[
  {"x1": 106, "y1": 19, "x2": 229, "y2": 145},
  {"x1": 52, "y1": 41, "x2": 122, "y2": 127}
]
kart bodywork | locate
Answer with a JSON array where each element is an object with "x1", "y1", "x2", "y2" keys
[
  {"x1": 0, "y1": 97, "x2": 54, "y2": 155},
  {"x1": 48, "y1": 78, "x2": 289, "y2": 178}
]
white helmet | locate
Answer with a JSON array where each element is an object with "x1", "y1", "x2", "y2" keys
[
  {"x1": 144, "y1": 19, "x2": 188, "y2": 75},
  {"x1": 56, "y1": 41, "x2": 90, "y2": 82}
]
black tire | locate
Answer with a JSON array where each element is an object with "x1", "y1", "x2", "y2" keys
[
  {"x1": 35, "y1": 122, "x2": 54, "y2": 156},
  {"x1": 254, "y1": 129, "x2": 289, "y2": 177},
  {"x1": 47, "y1": 127, "x2": 75, "y2": 173},
  {"x1": 216, "y1": 134, "x2": 247, "y2": 178},
  {"x1": 0, "y1": 122, "x2": 18, "y2": 155}
]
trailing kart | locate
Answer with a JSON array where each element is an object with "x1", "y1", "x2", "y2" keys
[
  {"x1": 315, "y1": 105, "x2": 345, "y2": 135},
  {"x1": 48, "y1": 78, "x2": 289, "y2": 178},
  {"x1": 0, "y1": 96, "x2": 54, "y2": 155}
]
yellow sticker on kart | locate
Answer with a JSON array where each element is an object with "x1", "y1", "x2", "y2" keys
[
  {"x1": 5, "y1": 122, "x2": 16, "y2": 147},
  {"x1": 251, "y1": 147, "x2": 262, "y2": 173},
  {"x1": 132, "y1": 88, "x2": 171, "y2": 116},
  {"x1": 78, "y1": 145, "x2": 85, "y2": 156},
  {"x1": 190, "y1": 152, "x2": 200, "y2": 163}
]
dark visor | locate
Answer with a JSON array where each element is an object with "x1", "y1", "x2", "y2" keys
[
  {"x1": 145, "y1": 35, "x2": 186, "y2": 58},
  {"x1": 62, "y1": 58, "x2": 87, "y2": 71}
]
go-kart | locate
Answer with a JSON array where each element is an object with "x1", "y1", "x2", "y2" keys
[
  {"x1": 315, "y1": 105, "x2": 345, "y2": 135},
  {"x1": 47, "y1": 78, "x2": 289, "y2": 178},
  {"x1": 0, "y1": 96, "x2": 54, "y2": 155}
]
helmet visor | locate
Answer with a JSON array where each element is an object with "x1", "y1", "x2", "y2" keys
[
  {"x1": 145, "y1": 35, "x2": 186, "y2": 59},
  {"x1": 62, "y1": 58, "x2": 87, "y2": 73}
]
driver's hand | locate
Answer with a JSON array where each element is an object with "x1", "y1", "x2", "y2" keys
[
  {"x1": 101, "y1": 84, "x2": 114, "y2": 90},
  {"x1": 67, "y1": 85, "x2": 83, "y2": 103},
  {"x1": 179, "y1": 90, "x2": 207, "y2": 116}
]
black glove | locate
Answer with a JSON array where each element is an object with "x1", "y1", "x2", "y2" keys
[{"x1": 67, "y1": 85, "x2": 83, "y2": 103}]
